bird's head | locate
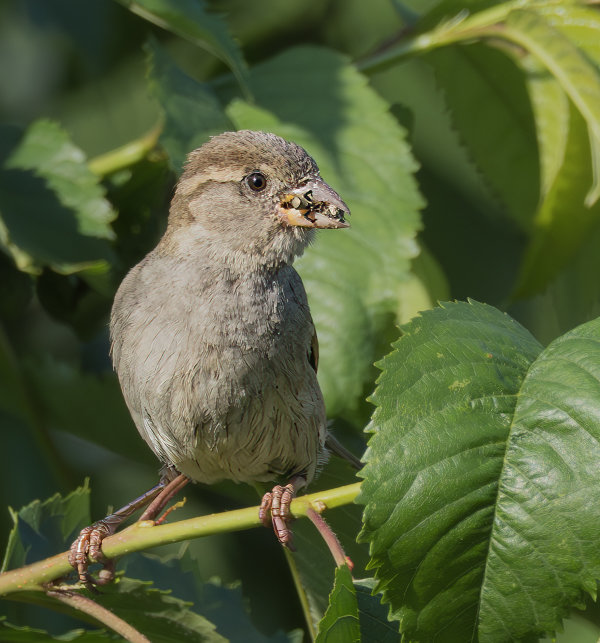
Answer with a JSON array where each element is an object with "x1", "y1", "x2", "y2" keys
[{"x1": 164, "y1": 130, "x2": 350, "y2": 270}]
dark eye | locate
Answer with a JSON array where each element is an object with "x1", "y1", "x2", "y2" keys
[{"x1": 246, "y1": 172, "x2": 267, "y2": 191}]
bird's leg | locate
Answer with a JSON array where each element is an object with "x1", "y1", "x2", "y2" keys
[
  {"x1": 139, "y1": 473, "x2": 189, "y2": 522},
  {"x1": 259, "y1": 475, "x2": 306, "y2": 550},
  {"x1": 69, "y1": 472, "x2": 188, "y2": 587}
]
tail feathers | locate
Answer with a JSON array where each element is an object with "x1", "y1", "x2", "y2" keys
[{"x1": 325, "y1": 434, "x2": 363, "y2": 471}]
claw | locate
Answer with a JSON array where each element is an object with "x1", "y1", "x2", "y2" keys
[
  {"x1": 68, "y1": 520, "x2": 114, "y2": 587},
  {"x1": 259, "y1": 476, "x2": 307, "y2": 550}
]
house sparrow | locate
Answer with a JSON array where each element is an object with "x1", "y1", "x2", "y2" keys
[{"x1": 70, "y1": 130, "x2": 351, "y2": 581}]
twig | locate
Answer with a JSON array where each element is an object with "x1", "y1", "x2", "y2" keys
[
  {"x1": 46, "y1": 588, "x2": 150, "y2": 643},
  {"x1": 87, "y1": 121, "x2": 164, "y2": 177},
  {"x1": 0, "y1": 482, "x2": 361, "y2": 596},
  {"x1": 306, "y1": 507, "x2": 348, "y2": 569}
]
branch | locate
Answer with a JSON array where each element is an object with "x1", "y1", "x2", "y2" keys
[
  {"x1": 0, "y1": 482, "x2": 361, "y2": 597},
  {"x1": 46, "y1": 589, "x2": 150, "y2": 643},
  {"x1": 87, "y1": 121, "x2": 164, "y2": 177}
]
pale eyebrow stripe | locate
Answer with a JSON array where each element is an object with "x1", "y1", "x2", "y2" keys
[{"x1": 178, "y1": 166, "x2": 243, "y2": 196}]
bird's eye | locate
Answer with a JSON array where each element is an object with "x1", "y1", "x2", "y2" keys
[{"x1": 246, "y1": 172, "x2": 267, "y2": 192}]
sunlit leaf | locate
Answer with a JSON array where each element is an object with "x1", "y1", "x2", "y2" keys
[
  {"x1": 504, "y1": 8, "x2": 600, "y2": 206},
  {"x1": 315, "y1": 565, "x2": 360, "y2": 643},
  {"x1": 0, "y1": 121, "x2": 115, "y2": 274},
  {"x1": 359, "y1": 301, "x2": 600, "y2": 640}
]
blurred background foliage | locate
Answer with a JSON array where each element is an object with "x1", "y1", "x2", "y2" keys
[{"x1": 1, "y1": 0, "x2": 600, "y2": 640}]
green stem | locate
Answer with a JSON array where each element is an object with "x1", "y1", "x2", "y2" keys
[
  {"x1": 284, "y1": 548, "x2": 317, "y2": 642},
  {"x1": 46, "y1": 589, "x2": 150, "y2": 643},
  {"x1": 356, "y1": 0, "x2": 567, "y2": 74},
  {"x1": 87, "y1": 122, "x2": 164, "y2": 177},
  {"x1": 0, "y1": 482, "x2": 361, "y2": 596}
]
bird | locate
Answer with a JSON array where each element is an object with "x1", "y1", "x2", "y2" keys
[{"x1": 69, "y1": 130, "x2": 354, "y2": 583}]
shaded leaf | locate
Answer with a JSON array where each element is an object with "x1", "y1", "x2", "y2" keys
[
  {"x1": 315, "y1": 565, "x2": 360, "y2": 643},
  {"x1": 1, "y1": 482, "x2": 90, "y2": 573},
  {"x1": 146, "y1": 38, "x2": 233, "y2": 173},
  {"x1": 426, "y1": 43, "x2": 539, "y2": 230},
  {"x1": 0, "y1": 618, "x2": 112, "y2": 641},
  {"x1": 86, "y1": 576, "x2": 226, "y2": 642},
  {"x1": 122, "y1": 548, "x2": 302, "y2": 642},
  {"x1": 354, "y1": 578, "x2": 400, "y2": 643},
  {"x1": 24, "y1": 357, "x2": 153, "y2": 466},
  {"x1": 120, "y1": 0, "x2": 249, "y2": 92}
]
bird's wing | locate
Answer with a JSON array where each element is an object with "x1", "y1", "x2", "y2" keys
[{"x1": 309, "y1": 327, "x2": 319, "y2": 373}]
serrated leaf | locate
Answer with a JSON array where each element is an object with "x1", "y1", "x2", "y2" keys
[
  {"x1": 146, "y1": 38, "x2": 233, "y2": 173},
  {"x1": 354, "y1": 578, "x2": 400, "y2": 643},
  {"x1": 1, "y1": 483, "x2": 90, "y2": 573},
  {"x1": 425, "y1": 43, "x2": 539, "y2": 230},
  {"x1": 508, "y1": 3, "x2": 600, "y2": 296},
  {"x1": 122, "y1": 549, "x2": 301, "y2": 642},
  {"x1": 0, "y1": 618, "x2": 113, "y2": 641},
  {"x1": 224, "y1": 45, "x2": 422, "y2": 417},
  {"x1": 0, "y1": 121, "x2": 115, "y2": 274},
  {"x1": 359, "y1": 300, "x2": 600, "y2": 641},
  {"x1": 515, "y1": 96, "x2": 600, "y2": 297},
  {"x1": 315, "y1": 565, "x2": 360, "y2": 643},
  {"x1": 504, "y1": 8, "x2": 600, "y2": 206},
  {"x1": 479, "y1": 315, "x2": 600, "y2": 640},
  {"x1": 120, "y1": 0, "x2": 249, "y2": 93},
  {"x1": 16, "y1": 576, "x2": 226, "y2": 642},
  {"x1": 85, "y1": 576, "x2": 226, "y2": 642},
  {"x1": 359, "y1": 301, "x2": 543, "y2": 640}
]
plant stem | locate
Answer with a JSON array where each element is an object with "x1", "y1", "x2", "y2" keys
[
  {"x1": 87, "y1": 122, "x2": 164, "y2": 177},
  {"x1": 306, "y1": 508, "x2": 347, "y2": 569},
  {"x1": 356, "y1": 0, "x2": 536, "y2": 74},
  {"x1": 46, "y1": 589, "x2": 150, "y2": 643},
  {"x1": 0, "y1": 482, "x2": 361, "y2": 596}
]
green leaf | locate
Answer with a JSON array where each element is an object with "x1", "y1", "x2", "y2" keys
[
  {"x1": 146, "y1": 38, "x2": 233, "y2": 173},
  {"x1": 0, "y1": 121, "x2": 115, "y2": 274},
  {"x1": 1, "y1": 482, "x2": 90, "y2": 573},
  {"x1": 479, "y1": 315, "x2": 600, "y2": 639},
  {"x1": 13, "y1": 576, "x2": 226, "y2": 642},
  {"x1": 316, "y1": 565, "x2": 360, "y2": 643},
  {"x1": 359, "y1": 300, "x2": 600, "y2": 640},
  {"x1": 119, "y1": 0, "x2": 249, "y2": 94},
  {"x1": 509, "y1": 4, "x2": 600, "y2": 296},
  {"x1": 24, "y1": 357, "x2": 154, "y2": 466},
  {"x1": 515, "y1": 96, "x2": 600, "y2": 297},
  {"x1": 0, "y1": 618, "x2": 113, "y2": 641},
  {"x1": 354, "y1": 578, "x2": 400, "y2": 643},
  {"x1": 425, "y1": 43, "x2": 539, "y2": 230},
  {"x1": 122, "y1": 547, "x2": 301, "y2": 642},
  {"x1": 225, "y1": 45, "x2": 423, "y2": 417},
  {"x1": 83, "y1": 576, "x2": 226, "y2": 642},
  {"x1": 504, "y1": 8, "x2": 600, "y2": 206}
]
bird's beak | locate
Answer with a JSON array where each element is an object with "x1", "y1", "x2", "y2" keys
[{"x1": 279, "y1": 178, "x2": 350, "y2": 229}]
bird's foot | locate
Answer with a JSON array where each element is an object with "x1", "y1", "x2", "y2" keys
[
  {"x1": 67, "y1": 474, "x2": 187, "y2": 588},
  {"x1": 259, "y1": 476, "x2": 307, "y2": 550},
  {"x1": 68, "y1": 517, "x2": 120, "y2": 588}
]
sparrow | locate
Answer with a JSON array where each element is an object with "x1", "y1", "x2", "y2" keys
[{"x1": 69, "y1": 130, "x2": 352, "y2": 582}]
